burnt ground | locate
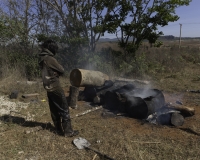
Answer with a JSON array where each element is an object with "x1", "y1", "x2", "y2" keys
[
  {"x1": 71, "y1": 88, "x2": 200, "y2": 141},
  {"x1": 61, "y1": 69, "x2": 200, "y2": 159},
  {"x1": 63, "y1": 63, "x2": 200, "y2": 159},
  {"x1": 58, "y1": 90, "x2": 200, "y2": 160}
]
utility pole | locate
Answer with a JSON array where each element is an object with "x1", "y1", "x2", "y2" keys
[{"x1": 179, "y1": 24, "x2": 182, "y2": 49}]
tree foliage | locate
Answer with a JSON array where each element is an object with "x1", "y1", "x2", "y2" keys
[
  {"x1": 42, "y1": 0, "x2": 117, "y2": 52},
  {"x1": 0, "y1": 0, "x2": 192, "y2": 76},
  {"x1": 0, "y1": 0, "x2": 191, "y2": 54},
  {"x1": 102, "y1": 0, "x2": 191, "y2": 60},
  {"x1": 0, "y1": 16, "x2": 16, "y2": 44}
]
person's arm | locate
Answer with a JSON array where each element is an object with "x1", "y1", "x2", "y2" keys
[{"x1": 46, "y1": 56, "x2": 64, "y2": 75}]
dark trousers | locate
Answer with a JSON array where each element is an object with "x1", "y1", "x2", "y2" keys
[{"x1": 47, "y1": 88, "x2": 70, "y2": 124}]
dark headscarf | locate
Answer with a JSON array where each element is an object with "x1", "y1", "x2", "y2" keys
[{"x1": 40, "y1": 39, "x2": 58, "y2": 55}]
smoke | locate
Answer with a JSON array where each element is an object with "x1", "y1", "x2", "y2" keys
[
  {"x1": 83, "y1": 62, "x2": 97, "y2": 71},
  {"x1": 123, "y1": 81, "x2": 153, "y2": 99}
]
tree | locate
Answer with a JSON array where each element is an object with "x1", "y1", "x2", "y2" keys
[
  {"x1": 103, "y1": 0, "x2": 192, "y2": 61},
  {"x1": 34, "y1": 0, "x2": 64, "y2": 37},
  {"x1": 42, "y1": 0, "x2": 115, "y2": 52},
  {"x1": 1, "y1": 0, "x2": 39, "y2": 49},
  {"x1": 0, "y1": 15, "x2": 16, "y2": 45}
]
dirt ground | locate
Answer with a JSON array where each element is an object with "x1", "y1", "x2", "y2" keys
[
  {"x1": 61, "y1": 64, "x2": 200, "y2": 159},
  {"x1": 74, "y1": 81, "x2": 200, "y2": 141},
  {"x1": 0, "y1": 63, "x2": 200, "y2": 160}
]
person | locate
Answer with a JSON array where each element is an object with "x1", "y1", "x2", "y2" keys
[{"x1": 38, "y1": 39, "x2": 79, "y2": 137}]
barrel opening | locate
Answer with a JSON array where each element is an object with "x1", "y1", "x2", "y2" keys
[{"x1": 70, "y1": 69, "x2": 82, "y2": 87}]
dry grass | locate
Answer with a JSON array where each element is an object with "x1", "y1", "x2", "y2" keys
[
  {"x1": 1, "y1": 101, "x2": 200, "y2": 160},
  {"x1": 1, "y1": 40, "x2": 200, "y2": 160},
  {"x1": 96, "y1": 39, "x2": 200, "y2": 79}
]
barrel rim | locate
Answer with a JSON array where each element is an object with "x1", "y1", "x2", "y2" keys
[{"x1": 70, "y1": 68, "x2": 82, "y2": 87}]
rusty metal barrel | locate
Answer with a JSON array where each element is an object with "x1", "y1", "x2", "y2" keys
[
  {"x1": 124, "y1": 88, "x2": 165, "y2": 118},
  {"x1": 70, "y1": 69, "x2": 109, "y2": 87},
  {"x1": 104, "y1": 87, "x2": 165, "y2": 119}
]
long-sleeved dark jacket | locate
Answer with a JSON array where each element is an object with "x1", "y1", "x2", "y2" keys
[{"x1": 38, "y1": 49, "x2": 64, "y2": 92}]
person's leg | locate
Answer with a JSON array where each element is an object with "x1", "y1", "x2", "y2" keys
[
  {"x1": 59, "y1": 89, "x2": 79, "y2": 137},
  {"x1": 47, "y1": 92, "x2": 63, "y2": 134},
  {"x1": 48, "y1": 89, "x2": 79, "y2": 137}
]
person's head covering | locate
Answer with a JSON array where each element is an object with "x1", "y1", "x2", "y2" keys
[{"x1": 40, "y1": 39, "x2": 58, "y2": 55}]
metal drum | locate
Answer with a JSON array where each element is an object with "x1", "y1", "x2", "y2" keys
[{"x1": 70, "y1": 69, "x2": 109, "y2": 87}]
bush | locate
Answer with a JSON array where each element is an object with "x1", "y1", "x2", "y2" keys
[{"x1": 0, "y1": 45, "x2": 40, "y2": 80}]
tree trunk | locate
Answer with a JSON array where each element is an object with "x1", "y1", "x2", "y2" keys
[
  {"x1": 70, "y1": 69, "x2": 109, "y2": 87},
  {"x1": 69, "y1": 86, "x2": 79, "y2": 109}
]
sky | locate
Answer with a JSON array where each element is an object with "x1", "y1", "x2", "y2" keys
[
  {"x1": 160, "y1": 0, "x2": 200, "y2": 37},
  {"x1": 104, "y1": 0, "x2": 200, "y2": 38}
]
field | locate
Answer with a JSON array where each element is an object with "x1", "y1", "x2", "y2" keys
[{"x1": 0, "y1": 39, "x2": 200, "y2": 160}]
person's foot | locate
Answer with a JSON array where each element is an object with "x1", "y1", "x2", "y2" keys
[
  {"x1": 64, "y1": 130, "x2": 79, "y2": 137},
  {"x1": 55, "y1": 129, "x2": 64, "y2": 136},
  {"x1": 53, "y1": 122, "x2": 63, "y2": 135},
  {"x1": 70, "y1": 105, "x2": 78, "y2": 109},
  {"x1": 62, "y1": 121, "x2": 79, "y2": 137}
]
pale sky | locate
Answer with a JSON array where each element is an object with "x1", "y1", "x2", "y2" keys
[
  {"x1": 160, "y1": 0, "x2": 200, "y2": 37},
  {"x1": 104, "y1": 0, "x2": 200, "y2": 38}
]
